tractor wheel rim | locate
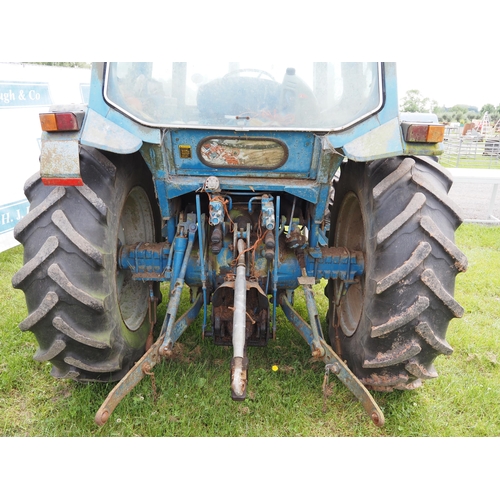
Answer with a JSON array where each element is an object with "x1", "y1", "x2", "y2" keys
[
  {"x1": 335, "y1": 191, "x2": 365, "y2": 337},
  {"x1": 117, "y1": 186, "x2": 155, "y2": 331}
]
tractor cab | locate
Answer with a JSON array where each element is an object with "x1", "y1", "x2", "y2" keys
[{"x1": 104, "y1": 62, "x2": 382, "y2": 131}]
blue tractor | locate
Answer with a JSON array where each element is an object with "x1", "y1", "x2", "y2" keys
[{"x1": 12, "y1": 63, "x2": 467, "y2": 427}]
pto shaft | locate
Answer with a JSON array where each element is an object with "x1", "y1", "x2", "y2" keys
[{"x1": 231, "y1": 238, "x2": 248, "y2": 400}]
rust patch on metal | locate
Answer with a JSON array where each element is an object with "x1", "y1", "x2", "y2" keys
[{"x1": 165, "y1": 343, "x2": 202, "y2": 363}]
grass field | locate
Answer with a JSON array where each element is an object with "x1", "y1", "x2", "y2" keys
[
  {"x1": 440, "y1": 132, "x2": 500, "y2": 169},
  {"x1": 1, "y1": 224, "x2": 499, "y2": 438},
  {"x1": 440, "y1": 155, "x2": 500, "y2": 169}
]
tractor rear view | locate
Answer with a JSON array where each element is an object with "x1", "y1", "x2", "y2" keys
[{"x1": 12, "y1": 63, "x2": 467, "y2": 427}]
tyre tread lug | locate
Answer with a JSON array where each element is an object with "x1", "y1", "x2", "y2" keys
[
  {"x1": 405, "y1": 360, "x2": 438, "y2": 379},
  {"x1": 76, "y1": 184, "x2": 108, "y2": 218},
  {"x1": 14, "y1": 187, "x2": 66, "y2": 241},
  {"x1": 421, "y1": 268, "x2": 464, "y2": 318},
  {"x1": 376, "y1": 192, "x2": 426, "y2": 245},
  {"x1": 64, "y1": 355, "x2": 122, "y2": 373},
  {"x1": 413, "y1": 155, "x2": 454, "y2": 191},
  {"x1": 19, "y1": 291, "x2": 59, "y2": 331},
  {"x1": 376, "y1": 241, "x2": 431, "y2": 294},
  {"x1": 371, "y1": 296, "x2": 429, "y2": 337},
  {"x1": 420, "y1": 216, "x2": 468, "y2": 272},
  {"x1": 12, "y1": 236, "x2": 59, "y2": 289},
  {"x1": 373, "y1": 157, "x2": 414, "y2": 200},
  {"x1": 363, "y1": 341, "x2": 421, "y2": 368},
  {"x1": 412, "y1": 170, "x2": 464, "y2": 223},
  {"x1": 415, "y1": 321, "x2": 454, "y2": 355},
  {"x1": 33, "y1": 338, "x2": 66, "y2": 362},
  {"x1": 52, "y1": 316, "x2": 110, "y2": 349},
  {"x1": 51, "y1": 210, "x2": 103, "y2": 266},
  {"x1": 48, "y1": 263, "x2": 104, "y2": 312}
]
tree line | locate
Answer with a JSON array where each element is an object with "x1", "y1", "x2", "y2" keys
[{"x1": 400, "y1": 89, "x2": 500, "y2": 124}]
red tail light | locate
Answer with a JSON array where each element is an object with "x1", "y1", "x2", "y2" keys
[
  {"x1": 40, "y1": 111, "x2": 84, "y2": 132},
  {"x1": 405, "y1": 123, "x2": 445, "y2": 143}
]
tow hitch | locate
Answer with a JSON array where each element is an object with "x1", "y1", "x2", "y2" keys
[
  {"x1": 95, "y1": 267, "x2": 384, "y2": 428},
  {"x1": 95, "y1": 314, "x2": 384, "y2": 427}
]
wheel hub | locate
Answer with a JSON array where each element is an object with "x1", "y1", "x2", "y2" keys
[
  {"x1": 334, "y1": 191, "x2": 365, "y2": 337},
  {"x1": 117, "y1": 187, "x2": 155, "y2": 331}
]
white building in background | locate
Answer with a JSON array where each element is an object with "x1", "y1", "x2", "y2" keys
[{"x1": 0, "y1": 62, "x2": 91, "y2": 252}]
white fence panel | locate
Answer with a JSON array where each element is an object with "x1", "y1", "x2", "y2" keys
[
  {"x1": 0, "y1": 63, "x2": 90, "y2": 252},
  {"x1": 440, "y1": 124, "x2": 500, "y2": 169}
]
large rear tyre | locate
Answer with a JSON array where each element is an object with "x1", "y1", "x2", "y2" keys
[
  {"x1": 12, "y1": 146, "x2": 161, "y2": 382},
  {"x1": 328, "y1": 156, "x2": 467, "y2": 391}
]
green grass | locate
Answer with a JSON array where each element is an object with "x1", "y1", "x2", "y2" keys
[
  {"x1": 440, "y1": 156, "x2": 500, "y2": 169},
  {"x1": 1, "y1": 224, "x2": 499, "y2": 437}
]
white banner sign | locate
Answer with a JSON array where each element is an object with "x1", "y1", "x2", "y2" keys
[{"x1": 0, "y1": 63, "x2": 91, "y2": 253}]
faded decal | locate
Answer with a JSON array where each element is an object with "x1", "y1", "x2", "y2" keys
[{"x1": 199, "y1": 137, "x2": 287, "y2": 168}]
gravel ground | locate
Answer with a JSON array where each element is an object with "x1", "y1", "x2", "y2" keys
[{"x1": 448, "y1": 182, "x2": 500, "y2": 223}]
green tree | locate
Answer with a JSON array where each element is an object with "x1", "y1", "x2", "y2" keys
[
  {"x1": 451, "y1": 105, "x2": 467, "y2": 114},
  {"x1": 449, "y1": 105, "x2": 467, "y2": 123},
  {"x1": 430, "y1": 100, "x2": 439, "y2": 113},
  {"x1": 480, "y1": 103, "x2": 496, "y2": 115},
  {"x1": 400, "y1": 89, "x2": 431, "y2": 113},
  {"x1": 467, "y1": 111, "x2": 479, "y2": 121}
]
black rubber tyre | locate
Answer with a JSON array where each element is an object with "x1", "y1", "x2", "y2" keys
[
  {"x1": 12, "y1": 146, "x2": 161, "y2": 382},
  {"x1": 327, "y1": 156, "x2": 467, "y2": 391}
]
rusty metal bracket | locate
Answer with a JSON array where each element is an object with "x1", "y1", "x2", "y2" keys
[
  {"x1": 94, "y1": 293, "x2": 203, "y2": 426},
  {"x1": 279, "y1": 289, "x2": 385, "y2": 427},
  {"x1": 321, "y1": 338, "x2": 385, "y2": 427},
  {"x1": 95, "y1": 334, "x2": 163, "y2": 426}
]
